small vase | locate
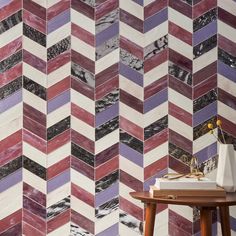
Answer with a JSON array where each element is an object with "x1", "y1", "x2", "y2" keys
[{"x1": 216, "y1": 144, "x2": 236, "y2": 192}]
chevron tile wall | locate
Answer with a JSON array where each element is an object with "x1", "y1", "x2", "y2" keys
[{"x1": 0, "y1": 0, "x2": 235, "y2": 235}]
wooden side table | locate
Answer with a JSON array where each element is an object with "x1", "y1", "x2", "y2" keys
[{"x1": 130, "y1": 191, "x2": 236, "y2": 236}]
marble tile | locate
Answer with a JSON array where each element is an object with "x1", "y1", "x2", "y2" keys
[
  {"x1": 218, "y1": 130, "x2": 236, "y2": 150},
  {"x1": 218, "y1": 48, "x2": 236, "y2": 69},
  {"x1": 70, "y1": 223, "x2": 94, "y2": 236},
  {"x1": 1, "y1": 223, "x2": 22, "y2": 236},
  {"x1": 199, "y1": 155, "x2": 217, "y2": 175}
]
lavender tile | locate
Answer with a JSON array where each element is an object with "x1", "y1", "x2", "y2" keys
[{"x1": 218, "y1": 61, "x2": 236, "y2": 83}]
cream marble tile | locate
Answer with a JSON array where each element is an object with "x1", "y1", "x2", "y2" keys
[
  {"x1": 0, "y1": 103, "x2": 22, "y2": 126},
  {"x1": 218, "y1": 74, "x2": 236, "y2": 97},
  {"x1": 119, "y1": 223, "x2": 142, "y2": 236},
  {"x1": 218, "y1": 0, "x2": 236, "y2": 17},
  {"x1": 169, "y1": 205, "x2": 193, "y2": 222},
  {"x1": 47, "y1": 222, "x2": 70, "y2": 236},
  {"x1": 120, "y1": 0, "x2": 144, "y2": 20},
  {"x1": 218, "y1": 21, "x2": 236, "y2": 44},
  {"x1": 47, "y1": 0, "x2": 61, "y2": 8},
  {"x1": 218, "y1": 101, "x2": 236, "y2": 125}
]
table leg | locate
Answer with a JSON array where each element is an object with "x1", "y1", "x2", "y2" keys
[
  {"x1": 200, "y1": 207, "x2": 212, "y2": 236},
  {"x1": 144, "y1": 203, "x2": 156, "y2": 236},
  {"x1": 219, "y1": 206, "x2": 231, "y2": 236}
]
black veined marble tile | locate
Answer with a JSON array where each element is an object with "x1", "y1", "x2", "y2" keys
[
  {"x1": 47, "y1": 116, "x2": 70, "y2": 141},
  {"x1": 193, "y1": 89, "x2": 217, "y2": 113},
  {"x1": 0, "y1": 10, "x2": 22, "y2": 35},
  {"x1": 23, "y1": 156, "x2": 46, "y2": 180},
  {"x1": 95, "y1": 197, "x2": 119, "y2": 219},
  {"x1": 144, "y1": 35, "x2": 168, "y2": 61},
  {"x1": 23, "y1": 76, "x2": 46, "y2": 100},
  {"x1": 70, "y1": 224, "x2": 93, "y2": 236},
  {"x1": 120, "y1": 129, "x2": 143, "y2": 154},
  {"x1": 183, "y1": 0, "x2": 193, "y2": 5},
  {"x1": 168, "y1": 61, "x2": 192, "y2": 85},
  {"x1": 71, "y1": 142, "x2": 95, "y2": 167},
  {"x1": 96, "y1": 170, "x2": 119, "y2": 193},
  {"x1": 95, "y1": 116, "x2": 119, "y2": 141},
  {"x1": 47, "y1": 196, "x2": 70, "y2": 220},
  {"x1": 218, "y1": 48, "x2": 236, "y2": 69},
  {"x1": 96, "y1": 9, "x2": 119, "y2": 34},
  {"x1": 0, "y1": 76, "x2": 22, "y2": 100},
  {"x1": 218, "y1": 130, "x2": 236, "y2": 150},
  {"x1": 120, "y1": 210, "x2": 143, "y2": 234},
  {"x1": 169, "y1": 143, "x2": 192, "y2": 166},
  {"x1": 144, "y1": 115, "x2": 168, "y2": 140},
  {"x1": 95, "y1": 88, "x2": 119, "y2": 113},
  {"x1": 199, "y1": 155, "x2": 217, "y2": 175},
  {"x1": 193, "y1": 8, "x2": 217, "y2": 32},
  {"x1": 82, "y1": 0, "x2": 95, "y2": 7},
  {"x1": 71, "y1": 62, "x2": 95, "y2": 87},
  {"x1": 120, "y1": 48, "x2": 144, "y2": 74},
  {"x1": 0, "y1": 50, "x2": 22, "y2": 73},
  {"x1": 96, "y1": 35, "x2": 119, "y2": 60},
  {"x1": 23, "y1": 23, "x2": 46, "y2": 47},
  {"x1": 193, "y1": 35, "x2": 217, "y2": 59},
  {"x1": 47, "y1": 36, "x2": 71, "y2": 61},
  {"x1": 0, "y1": 156, "x2": 22, "y2": 181},
  {"x1": 193, "y1": 116, "x2": 217, "y2": 140}
]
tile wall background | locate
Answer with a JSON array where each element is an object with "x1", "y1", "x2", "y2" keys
[{"x1": 0, "y1": 0, "x2": 235, "y2": 235}]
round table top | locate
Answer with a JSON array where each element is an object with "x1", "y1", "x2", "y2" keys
[{"x1": 130, "y1": 191, "x2": 236, "y2": 207}]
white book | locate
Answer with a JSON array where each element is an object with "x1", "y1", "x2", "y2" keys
[{"x1": 154, "y1": 177, "x2": 217, "y2": 190}]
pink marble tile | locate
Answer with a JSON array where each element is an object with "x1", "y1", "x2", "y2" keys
[
  {"x1": 120, "y1": 170, "x2": 143, "y2": 192},
  {"x1": 169, "y1": 0, "x2": 192, "y2": 18},
  {"x1": 218, "y1": 7, "x2": 236, "y2": 30},
  {"x1": 169, "y1": 155, "x2": 190, "y2": 174},
  {"x1": 219, "y1": 35, "x2": 236, "y2": 57},
  {"x1": 144, "y1": 0, "x2": 167, "y2": 19},
  {"x1": 48, "y1": 0, "x2": 70, "y2": 20},
  {"x1": 0, "y1": 0, "x2": 22, "y2": 21},
  {"x1": 193, "y1": 0, "x2": 217, "y2": 19},
  {"x1": 95, "y1": 0, "x2": 118, "y2": 20},
  {"x1": 23, "y1": 0, "x2": 46, "y2": 20},
  {"x1": 23, "y1": 222, "x2": 44, "y2": 236},
  {"x1": 72, "y1": 0, "x2": 94, "y2": 19}
]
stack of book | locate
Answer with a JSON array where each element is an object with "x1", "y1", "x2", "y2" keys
[{"x1": 150, "y1": 176, "x2": 226, "y2": 197}]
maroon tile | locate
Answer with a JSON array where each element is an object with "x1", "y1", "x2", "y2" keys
[
  {"x1": 169, "y1": 75, "x2": 192, "y2": 99},
  {"x1": 144, "y1": 156, "x2": 168, "y2": 180},
  {"x1": 23, "y1": 129, "x2": 47, "y2": 154},
  {"x1": 144, "y1": 75, "x2": 168, "y2": 100},
  {"x1": 0, "y1": 209, "x2": 22, "y2": 234},
  {"x1": 72, "y1": 50, "x2": 95, "y2": 74},
  {"x1": 23, "y1": 182, "x2": 46, "y2": 207},
  {"x1": 23, "y1": 50, "x2": 46, "y2": 74},
  {"x1": 169, "y1": 155, "x2": 190, "y2": 174},
  {"x1": 120, "y1": 9, "x2": 143, "y2": 33},
  {"x1": 95, "y1": 75, "x2": 119, "y2": 100},
  {"x1": 120, "y1": 36, "x2": 143, "y2": 60},
  {"x1": 23, "y1": 9, "x2": 46, "y2": 34},
  {"x1": 71, "y1": 102, "x2": 95, "y2": 127},
  {"x1": 218, "y1": 35, "x2": 236, "y2": 57},
  {"x1": 218, "y1": 88, "x2": 236, "y2": 110},
  {"x1": 218, "y1": 7, "x2": 236, "y2": 29},
  {"x1": 218, "y1": 115, "x2": 236, "y2": 138},
  {"x1": 72, "y1": 23, "x2": 95, "y2": 47},
  {"x1": 169, "y1": 21, "x2": 192, "y2": 46},
  {"x1": 169, "y1": 129, "x2": 192, "y2": 154},
  {"x1": 0, "y1": 37, "x2": 22, "y2": 62},
  {"x1": 23, "y1": 0, "x2": 46, "y2": 20},
  {"x1": 72, "y1": 183, "x2": 94, "y2": 207},
  {"x1": 144, "y1": 0, "x2": 167, "y2": 19},
  {"x1": 193, "y1": 61, "x2": 217, "y2": 86},
  {"x1": 120, "y1": 116, "x2": 143, "y2": 141},
  {"x1": 72, "y1": 0, "x2": 94, "y2": 19},
  {"x1": 144, "y1": 48, "x2": 168, "y2": 73},
  {"x1": 95, "y1": 143, "x2": 119, "y2": 167},
  {"x1": 157, "y1": 203, "x2": 168, "y2": 214},
  {"x1": 144, "y1": 129, "x2": 168, "y2": 154},
  {"x1": 193, "y1": 74, "x2": 217, "y2": 99},
  {"x1": 120, "y1": 196, "x2": 143, "y2": 221},
  {"x1": 169, "y1": 221, "x2": 192, "y2": 236},
  {"x1": 1, "y1": 223, "x2": 22, "y2": 236},
  {"x1": 193, "y1": 0, "x2": 217, "y2": 19},
  {"x1": 23, "y1": 103, "x2": 46, "y2": 126},
  {"x1": 120, "y1": 170, "x2": 143, "y2": 192},
  {"x1": 71, "y1": 156, "x2": 94, "y2": 180},
  {"x1": 71, "y1": 209, "x2": 94, "y2": 234},
  {"x1": 169, "y1": 102, "x2": 192, "y2": 127},
  {"x1": 47, "y1": 210, "x2": 70, "y2": 233},
  {"x1": 23, "y1": 222, "x2": 44, "y2": 236},
  {"x1": 0, "y1": 0, "x2": 22, "y2": 21},
  {"x1": 72, "y1": 130, "x2": 95, "y2": 154},
  {"x1": 48, "y1": 0, "x2": 70, "y2": 20},
  {"x1": 23, "y1": 209, "x2": 46, "y2": 233},
  {"x1": 95, "y1": 63, "x2": 118, "y2": 87},
  {"x1": 95, "y1": 0, "x2": 118, "y2": 20},
  {"x1": 71, "y1": 77, "x2": 95, "y2": 100},
  {"x1": 95, "y1": 155, "x2": 119, "y2": 180},
  {"x1": 169, "y1": 0, "x2": 192, "y2": 18}
]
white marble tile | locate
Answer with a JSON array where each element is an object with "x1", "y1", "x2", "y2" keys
[
  {"x1": 218, "y1": 74, "x2": 236, "y2": 97},
  {"x1": 169, "y1": 205, "x2": 193, "y2": 222},
  {"x1": 48, "y1": 222, "x2": 70, "y2": 236},
  {"x1": 218, "y1": 102, "x2": 236, "y2": 126},
  {"x1": 120, "y1": 0, "x2": 144, "y2": 20},
  {"x1": 218, "y1": 0, "x2": 236, "y2": 17}
]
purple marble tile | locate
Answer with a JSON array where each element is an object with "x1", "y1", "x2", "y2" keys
[
  {"x1": 194, "y1": 142, "x2": 217, "y2": 163},
  {"x1": 47, "y1": 89, "x2": 70, "y2": 113},
  {"x1": 120, "y1": 143, "x2": 143, "y2": 167},
  {"x1": 0, "y1": 0, "x2": 11, "y2": 8},
  {"x1": 95, "y1": 182, "x2": 119, "y2": 207},
  {"x1": 120, "y1": 62, "x2": 143, "y2": 87},
  {"x1": 96, "y1": 223, "x2": 119, "y2": 236},
  {"x1": 193, "y1": 21, "x2": 217, "y2": 46},
  {"x1": 0, "y1": 89, "x2": 22, "y2": 113},
  {"x1": 230, "y1": 216, "x2": 236, "y2": 231},
  {"x1": 193, "y1": 101, "x2": 217, "y2": 127},
  {"x1": 0, "y1": 168, "x2": 22, "y2": 193},
  {"x1": 95, "y1": 102, "x2": 119, "y2": 127},
  {"x1": 47, "y1": 9, "x2": 70, "y2": 34},
  {"x1": 144, "y1": 88, "x2": 167, "y2": 113},
  {"x1": 144, "y1": 7, "x2": 168, "y2": 33},
  {"x1": 47, "y1": 169, "x2": 70, "y2": 193},
  {"x1": 218, "y1": 60, "x2": 236, "y2": 83},
  {"x1": 96, "y1": 22, "x2": 119, "y2": 46},
  {"x1": 132, "y1": 0, "x2": 143, "y2": 6}
]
